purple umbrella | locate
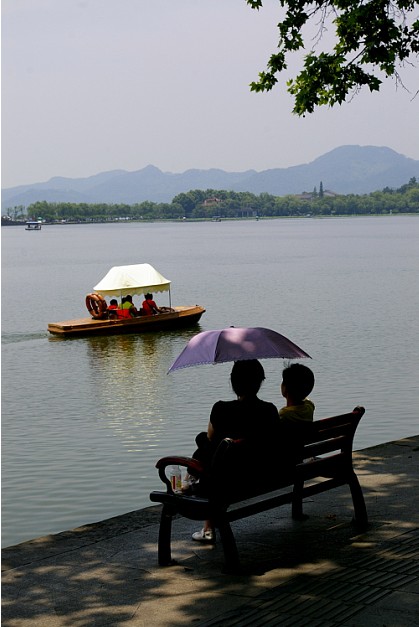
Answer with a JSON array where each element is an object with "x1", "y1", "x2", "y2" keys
[{"x1": 168, "y1": 327, "x2": 311, "y2": 372}]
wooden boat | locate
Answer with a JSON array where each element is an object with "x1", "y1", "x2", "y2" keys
[
  {"x1": 48, "y1": 263, "x2": 205, "y2": 337},
  {"x1": 48, "y1": 305, "x2": 205, "y2": 336}
]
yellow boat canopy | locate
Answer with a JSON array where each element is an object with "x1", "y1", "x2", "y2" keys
[{"x1": 93, "y1": 264, "x2": 171, "y2": 298}]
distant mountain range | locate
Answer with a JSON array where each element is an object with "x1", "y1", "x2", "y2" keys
[{"x1": 2, "y1": 145, "x2": 419, "y2": 210}]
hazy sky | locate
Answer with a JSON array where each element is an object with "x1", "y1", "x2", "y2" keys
[{"x1": 2, "y1": 0, "x2": 419, "y2": 189}]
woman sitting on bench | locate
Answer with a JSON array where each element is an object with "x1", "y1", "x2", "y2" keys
[{"x1": 190, "y1": 359, "x2": 278, "y2": 543}]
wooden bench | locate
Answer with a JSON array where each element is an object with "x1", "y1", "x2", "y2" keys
[{"x1": 149, "y1": 406, "x2": 367, "y2": 571}]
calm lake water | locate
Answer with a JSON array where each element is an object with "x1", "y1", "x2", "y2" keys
[{"x1": 2, "y1": 216, "x2": 419, "y2": 547}]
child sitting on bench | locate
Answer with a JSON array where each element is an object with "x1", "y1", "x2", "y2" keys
[{"x1": 278, "y1": 363, "x2": 315, "y2": 424}]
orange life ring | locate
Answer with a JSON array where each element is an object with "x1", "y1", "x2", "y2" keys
[{"x1": 85, "y1": 293, "x2": 108, "y2": 319}]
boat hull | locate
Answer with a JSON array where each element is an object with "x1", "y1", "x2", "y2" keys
[{"x1": 48, "y1": 305, "x2": 205, "y2": 337}]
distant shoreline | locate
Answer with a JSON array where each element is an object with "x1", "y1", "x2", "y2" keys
[{"x1": 2, "y1": 213, "x2": 418, "y2": 227}]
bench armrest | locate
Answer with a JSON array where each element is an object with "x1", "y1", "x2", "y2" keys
[{"x1": 155, "y1": 456, "x2": 205, "y2": 493}]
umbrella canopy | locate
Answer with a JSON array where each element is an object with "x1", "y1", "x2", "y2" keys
[
  {"x1": 168, "y1": 327, "x2": 311, "y2": 372},
  {"x1": 93, "y1": 264, "x2": 171, "y2": 298}
]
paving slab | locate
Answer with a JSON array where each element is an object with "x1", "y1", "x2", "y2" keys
[{"x1": 2, "y1": 435, "x2": 419, "y2": 626}]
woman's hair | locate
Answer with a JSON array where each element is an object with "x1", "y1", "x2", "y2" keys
[{"x1": 230, "y1": 359, "x2": 265, "y2": 397}]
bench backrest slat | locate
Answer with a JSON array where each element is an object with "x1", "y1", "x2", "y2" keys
[
  {"x1": 300, "y1": 409, "x2": 363, "y2": 454},
  {"x1": 302, "y1": 435, "x2": 348, "y2": 458},
  {"x1": 308, "y1": 412, "x2": 361, "y2": 436}
]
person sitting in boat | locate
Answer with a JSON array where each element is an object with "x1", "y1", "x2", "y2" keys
[
  {"x1": 107, "y1": 299, "x2": 118, "y2": 318},
  {"x1": 141, "y1": 293, "x2": 162, "y2": 316},
  {"x1": 120, "y1": 295, "x2": 138, "y2": 317}
]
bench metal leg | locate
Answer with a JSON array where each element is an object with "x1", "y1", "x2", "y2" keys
[
  {"x1": 217, "y1": 519, "x2": 241, "y2": 573},
  {"x1": 158, "y1": 504, "x2": 175, "y2": 566},
  {"x1": 348, "y1": 473, "x2": 368, "y2": 530},
  {"x1": 292, "y1": 480, "x2": 307, "y2": 520}
]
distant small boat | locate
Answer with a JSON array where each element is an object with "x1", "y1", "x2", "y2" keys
[
  {"x1": 48, "y1": 263, "x2": 205, "y2": 337},
  {"x1": 25, "y1": 221, "x2": 42, "y2": 230}
]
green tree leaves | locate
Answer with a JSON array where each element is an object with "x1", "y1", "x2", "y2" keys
[{"x1": 246, "y1": 0, "x2": 419, "y2": 114}]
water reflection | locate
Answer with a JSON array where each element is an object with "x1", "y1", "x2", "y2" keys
[{"x1": 81, "y1": 328, "x2": 203, "y2": 453}]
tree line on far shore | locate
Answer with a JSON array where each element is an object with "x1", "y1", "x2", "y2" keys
[{"x1": 6, "y1": 178, "x2": 419, "y2": 223}]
